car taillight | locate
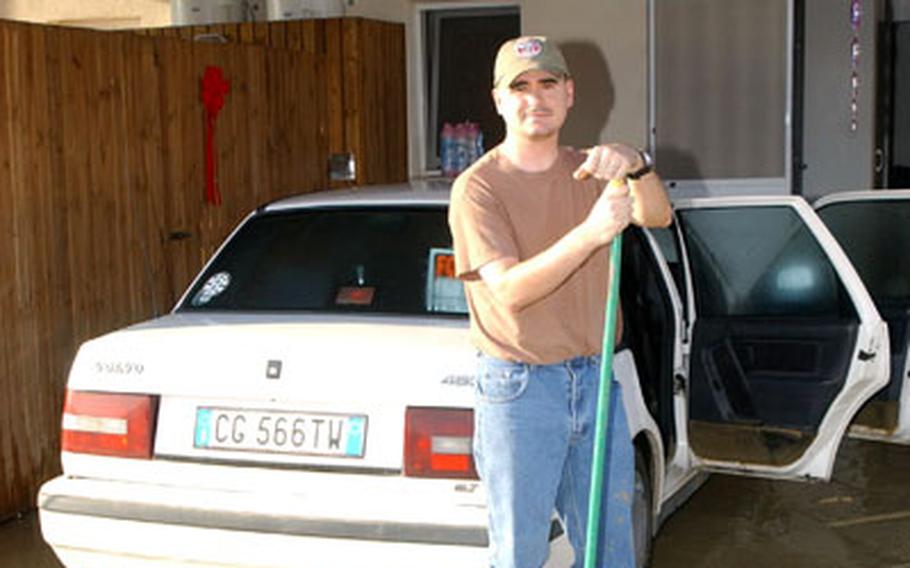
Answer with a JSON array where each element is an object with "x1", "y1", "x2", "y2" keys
[
  {"x1": 61, "y1": 390, "x2": 158, "y2": 459},
  {"x1": 404, "y1": 407, "x2": 477, "y2": 479}
]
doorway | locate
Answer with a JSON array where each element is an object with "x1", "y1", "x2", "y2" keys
[
  {"x1": 877, "y1": 1, "x2": 910, "y2": 188},
  {"x1": 421, "y1": 5, "x2": 520, "y2": 173}
]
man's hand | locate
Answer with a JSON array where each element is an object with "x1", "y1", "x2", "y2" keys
[
  {"x1": 572, "y1": 144, "x2": 643, "y2": 181},
  {"x1": 581, "y1": 180, "x2": 633, "y2": 247}
]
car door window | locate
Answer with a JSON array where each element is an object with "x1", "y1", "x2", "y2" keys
[
  {"x1": 817, "y1": 199, "x2": 910, "y2": 434},
  {"x1": 817, "y1": 201, "x2": 910, "y2": 305},
  {"x1": 677, "y1": 205, "x2": 861, "y2": 468},
  {"x1": 681, "y1": 207, "x2": 856, "y2": 319}
]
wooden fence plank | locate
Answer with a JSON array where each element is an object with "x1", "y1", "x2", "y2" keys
[
  {"x1": 0, "y1": 22, "x2": 23, "y2": 520},
  {"x1": 324, "y1": 19, "x2": 345, "y2": 188},
  {"x1": 286, "y1": 20, "x2": 302, "y2": 52},
  {"x1": 268, "y1": 21, "x2": 286, "y2": 50},
  {"x1": 25, "y1": 24, "x2": 63, "y2": 493},
  {"x1": 343, "y1": 19, "x2": 363, "y2": 187},
  {"x1": 118, "y1": 32, "x2": 165, "y2": 318},
  {"x1": 157, "y1": 36, "x2": 191, "y2": 308},
  {"x1": 302, "y1": 19, "x2": 317, "y2": 55},
  {"x1": 239, "y1": 22, "x2": 254, "y2": 44},
  {"x1": 253, "y1": 21, "x2": 269, "y2": 45}
]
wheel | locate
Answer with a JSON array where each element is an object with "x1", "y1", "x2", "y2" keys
[{"x1": 633, "y1": 449, "x2": 653, "y2": 568}]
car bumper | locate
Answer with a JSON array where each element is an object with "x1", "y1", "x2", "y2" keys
[{"x1": 39, "y1": 474, "x2": 490, "y2": 568}]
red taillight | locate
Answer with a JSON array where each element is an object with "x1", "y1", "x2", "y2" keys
[
  {"x1": 404, "y1": 407, "x2": 477, "y2": 479},
  {"x1": 61, "y1": 390, "x2": 158, "y2": 459}
]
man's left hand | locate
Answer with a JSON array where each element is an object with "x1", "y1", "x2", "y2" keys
[{"x1": 572, "y1": 144, "x2": 643, "y2": 181}]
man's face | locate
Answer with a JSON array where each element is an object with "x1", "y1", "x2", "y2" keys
[{"x1": 492, "y1": 69, "x2": 574, "y2": 141}]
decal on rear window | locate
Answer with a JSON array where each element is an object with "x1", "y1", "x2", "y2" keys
[
  {"x1": 336, "y1": 286, "x2": 376, "y2": 306},
  {"x1": 426, "y1": 248, "x2": 467, "y2": 314},
  {"x1": 192, "y1": 271, "x2": 232, "y2": 306}
]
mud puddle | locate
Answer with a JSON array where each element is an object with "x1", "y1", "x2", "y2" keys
[
  {"x1": 652, "y1": 438, "x2": 910, "y2": 567},
  {"x1": 0, "y1": 512, "x2": 61, "y2": 567}
]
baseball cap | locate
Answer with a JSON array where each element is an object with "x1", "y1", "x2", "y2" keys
[{"x1": 493, "y1": 36, "x2": 570, "y2": 88}]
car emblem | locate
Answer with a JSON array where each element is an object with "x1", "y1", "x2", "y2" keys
[{"x1": 266, "y1": 360, "x2": 282, "y2": 380}]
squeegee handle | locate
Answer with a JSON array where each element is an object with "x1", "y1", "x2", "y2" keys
[{"x1": 583, "y1": 178, "x2": 626, "y2": 568}]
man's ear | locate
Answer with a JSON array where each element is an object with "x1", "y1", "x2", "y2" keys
[{"x1": 566, "y1": 78, "x2": 575, "y2": 110}]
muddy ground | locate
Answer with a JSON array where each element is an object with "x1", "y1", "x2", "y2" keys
[
  {"x1": 651, "y1": 438, "x2": 910, "y2": 567},
  {"x1": 2, "y1": 438, "x2": 908, "y2": 567}
]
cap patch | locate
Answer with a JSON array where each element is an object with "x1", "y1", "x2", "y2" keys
[{"x1": 514, "y1": 38, "x2": 544, "y2": 59}]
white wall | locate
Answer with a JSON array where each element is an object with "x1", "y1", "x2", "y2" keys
[
  {"x1": 0, "y1": 0, "x2": 171, "y2": 28},
  {"x1": 522, "y1": 0, "x2": 648, "y2": 149},
  {"x1": 801, "y1": 0, "x2": 877, "y2": 198}
]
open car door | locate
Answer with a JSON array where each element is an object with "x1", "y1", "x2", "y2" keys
[
  {"x1": 815, "y1": 190, "x2": 910, "y2": 444},
  {"x1": 673, "y1": 196, "x2": 889, "y2": 481}
]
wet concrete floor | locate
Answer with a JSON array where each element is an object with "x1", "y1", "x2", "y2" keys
[
  {"x1": 1, "y1": 438, "x2": 908, "y2": 567},
  {"x1": 0, "y1": 510, "x2": 60, "y2": 568},
  {"x1": 651, "y1": 438, "x2": 910, "y2": 568}
]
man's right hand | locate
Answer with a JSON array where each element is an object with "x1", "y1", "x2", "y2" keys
[{"x1": 581, "y1": 180, "x2": 633, "y2": 247}]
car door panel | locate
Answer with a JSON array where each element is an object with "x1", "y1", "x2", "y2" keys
[
  {"x1": 815, "y1": 191, "x2": 910, "y2": 441},
  {"x1": 689, "y1": 318, "x2": 858, "y2": 465},
  {"x1": 674, "y1": 197, "x2": 888, "y2": 479}
]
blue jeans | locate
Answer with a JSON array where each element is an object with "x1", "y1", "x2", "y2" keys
[{"x1": 474, "y1": 354, "x2": 635, "y2": 568}]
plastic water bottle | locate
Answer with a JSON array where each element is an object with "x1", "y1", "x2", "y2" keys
[
  {"x1": 454, "y1": 122, "x2": 468, "y2": 175},
  {"x1": 440, "y1": 123, "x2": 455, "y2": 177},
  {"x1": 464, "y1": 123, "x2": 477, "y2": 167}
]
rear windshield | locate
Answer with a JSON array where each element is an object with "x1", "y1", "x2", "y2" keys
[{"x1": 177, "y1": 206, "x2": 468, "y2": 316}]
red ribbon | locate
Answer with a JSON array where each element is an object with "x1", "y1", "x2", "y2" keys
[{"x1": 201, "y1": 66, "x2": 230, "y2": 206}]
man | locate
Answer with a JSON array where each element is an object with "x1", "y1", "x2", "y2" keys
[{"x1": 448, "y1": 36, "x2": 672, "y2": 567}]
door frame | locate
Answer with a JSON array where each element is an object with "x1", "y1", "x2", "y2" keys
[{"x1": 412, "y1": 1, "x2": 520, "y2": 176}]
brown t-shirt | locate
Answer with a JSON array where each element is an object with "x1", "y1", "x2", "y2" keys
[{"x1": 448, "y1": 146, "x2": 619, "y2": 365}]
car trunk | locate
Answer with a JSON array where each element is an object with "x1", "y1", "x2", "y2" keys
[{"x1": 65, "y1": 313, "x2": 475, "y2": 474}]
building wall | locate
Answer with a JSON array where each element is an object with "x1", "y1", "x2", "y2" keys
[
  {"x1": 0, "y1": 0, "x2": 171, "y2": 29},
  {"x1": 2, "y1": 0, "x2": 885, "y2": 193},
  {"x1": 802, "y1": 0, "x2": 877, "y2": 198},
  {"x1": 523, "y1": 0, "x2": 648, "y2": 150},
  {"x1": 351, "y1": 0, "x2": 882, "y2": 197}
]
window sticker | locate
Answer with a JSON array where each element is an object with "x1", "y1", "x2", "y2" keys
[
  {"x1": 426, "y1": 248, "x2": 468, "y2": 314},
  {"x1": 336, "y1": 286, "x2": 376, "y2": 306},
  {"x1": 192, "y1": 271, "x2": 231, "y2": 306}
]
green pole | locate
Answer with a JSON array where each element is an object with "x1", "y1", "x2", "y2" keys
[{"x1": 583, "y1": 224, "x2": 624, "y2": 568}]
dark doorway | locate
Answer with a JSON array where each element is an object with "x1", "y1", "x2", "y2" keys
[
  {"x1": 423, "y1": 7, "x2": 520, "y2": 171},
  {"x1": 877, "y1": 2, "x2": 910, "y2": 188}
]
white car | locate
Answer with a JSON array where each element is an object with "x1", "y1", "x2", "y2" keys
[{"x1": 39, "y1": 182, "x2": 894, "y2": 568}]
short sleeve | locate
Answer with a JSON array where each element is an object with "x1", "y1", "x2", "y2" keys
[{"x1": 448, "y1": 174, "x2": 519, "y2": 281}]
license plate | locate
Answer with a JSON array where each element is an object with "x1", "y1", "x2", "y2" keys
[{"x1": 194, "y1": 407, "x2": 367, "y2": 458}]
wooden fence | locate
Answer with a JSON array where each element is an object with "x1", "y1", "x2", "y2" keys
[
  {"x1": 0, "y1": 17, "x2": 406, "y2": 519},
  {"x1": 136, "y1": 18, "x2": 408, "y2": 188}
]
